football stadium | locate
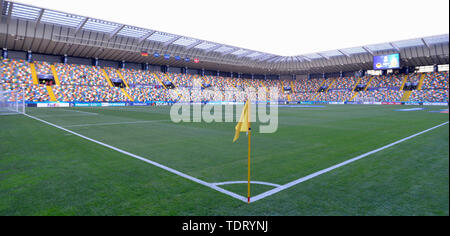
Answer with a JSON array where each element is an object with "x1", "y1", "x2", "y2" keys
[{"x1": 0, "y1": 0, "x2": 449, "y2": 218}]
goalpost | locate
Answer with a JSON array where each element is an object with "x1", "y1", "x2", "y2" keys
[
  {"x1": 354, "y1": 96, "x2": 376, "y2": 104},
  {"x1": 0, "y1": 88, "x2": 25, "y2": 115}
]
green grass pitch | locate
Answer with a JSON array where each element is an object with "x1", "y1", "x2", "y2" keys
[{"x1": 0, "y1": 105, "x2": 448, "y2": 215}]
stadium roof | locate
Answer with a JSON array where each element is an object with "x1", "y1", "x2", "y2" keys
[{"x1": 0, "y1": 0, "x2": 449, "y2": 75}]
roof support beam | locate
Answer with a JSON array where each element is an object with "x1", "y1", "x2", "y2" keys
[
  {"x1": 203, "y1": 44, "x2": 222, "y2": 53},
  {"x1": 389, "y1": 43, "x2": 400, "y2": 52},
  {"x1": 138, "y1": 30, "x2": 155, "y2": 44},
  {"x1": 6, "y1": 1, "x2": 13, "y2": 25},
  {"x1": 362, "y1": 46, "x2": 374, "y2": 56},
  {"x1": 259, "y1": 55, "x2": 278, "y2": 62},
  {"x1": 184, "y1": 40, "x2": 203, "y2": 50},
  {"x1": 254, "y1": 54, "x2": 272, "y2": 61},
  {"x1": 273, "y1": 57, "x2": 283, "y2": 63},
  {"x1": 421, "y1": 38, "x2": 431, "y2": 49},
  {"x1": 0, "y1": 0, "x2": 3, "y2": 16},
  {"x1": 267, "y1": 56, "x2": 282, "y2": 63},
  {"x1": 163, "y1": 35, "x2": 182, "y2": 47},
  {"x1": 317, "y1": 53, "x2": 329, "y2": 60},
  {"x1": 108, "y1": 25, "x2": 125, "y2": 40},
  {"x1": 221, "y1": 48, "x2": 240, "y2": 56},
  {"x1": 302, "y1": 56, "x2": 312, "y2": 62},
  {"x1": 294, "y1": 56, "x2": 304, "y2": 62},
  {"x1": 74, "y1": 18, "x2": 89, "y2": 34},
  {"x1": 337, "y1": 49, "x2": 350, "y2": 58},
  {"x1": 236, "y1": 51, "x2": 253, "y2": 58},
  {"x1": 35, "y1": 9, "x2": 44, "y2": 24}
]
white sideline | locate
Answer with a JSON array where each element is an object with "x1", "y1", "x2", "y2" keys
[
  {"x1": 59, "y1": 109, "x2": 98, "y2": 115},
  {"x1": 250, "y1": 121, "x2": 450, "y2": 203},
  {"x1": 65, "y1": 120, "x2": 167, "y2": 128},
  {"x1": 24, "y1": 114, "x2": 248, "y2": 203},
  {"x1": 212, "y1": 181, "x2": 281, "y2": 188}
]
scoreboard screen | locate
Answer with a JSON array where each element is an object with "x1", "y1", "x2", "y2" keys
[{"x1": 373, "y1": 54, "x2": 400, "y2": 70}]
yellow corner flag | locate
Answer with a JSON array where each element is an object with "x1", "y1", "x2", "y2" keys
[
  {"x1": 233, "y1": 101, "x2": 251, "y2": 143},
  {"x1": 233, "y1": 101, "x2": 252, "y2": 204}
]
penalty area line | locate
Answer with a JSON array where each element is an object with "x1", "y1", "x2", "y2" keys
[
  {"x1": 250, "y1": 121, "x2": 450, "y2": 203},
  {"x1": 23, "y1": 114, "x2": 248, "y2": 203}
]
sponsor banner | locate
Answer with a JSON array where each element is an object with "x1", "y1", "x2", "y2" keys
[
  {"x1": 131, "y1": 102, "x2": 151, "y2": 106},
  {"x1": 74, "y1": 103, "x2": 102, "y2": 107},
  {"x1": 36, "y1": 102, "x2": 70, "y2": 108},
  {"x1": 329, "y1": 102, "x2": 345, "y2": 105},
  {"x1": 108, "y1": 103, "x2": 127, "y2": 107},
  {"x1": 382, "y1": 102, "x2": 402, "y2": 105},
  {"x1": 362, "y1": 102, "x2": 383, "y2": 105},
  {"x1": 404, "y1": 102, "x2": 421, "y2": 106},
  {"x1": 423, "y1": 102, "x2": 448, "y2": 106}
]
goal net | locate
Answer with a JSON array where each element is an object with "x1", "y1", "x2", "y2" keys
[{"x1": 0, "y1": 88, "x2": 25, "y2": 115}]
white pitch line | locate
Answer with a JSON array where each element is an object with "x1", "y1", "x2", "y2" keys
[
  {"x1": 59, "y1": 109, "x2": 98, "y2": 115},
  {"x1": 24, "y1": 114, "x2": 248, "y2": 203},
  {"x1": 213, "y1": 181, "x2": 281, "y2": 188},
  {"x1": 65, "y1": 120, "x2": 168, "y2": 128},
  {"x1": 250, "y1": 121, "x2": 450, "y2": 203}
]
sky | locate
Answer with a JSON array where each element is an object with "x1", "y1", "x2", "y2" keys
[{"x1": 11, "y1": 0, "x2": 450, "y2": 56}]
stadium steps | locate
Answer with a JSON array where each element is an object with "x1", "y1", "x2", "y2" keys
[
  {"x1": 153, "y1": 73, "x2": 168, "y2": 89},
  {"x1": 116, "y1": 70, "x2": 130, "y2": 88},
  {"x1": 401, "y1": 91, "x2": 412, "y2": 102},
  {"x1": 102, "y1": 69, "x2": 134, "y2": 102},
  {"x1": 162, "y1": 74, "x2": 184, "y2": 99},
  {"x1": 313, "y1": 79, "x2": 327, "y2": 100},
  {"x1": 400, "y1": 75, "x2": 408, "y2": 91},
  {"x1": 364, "y1": 77, "x2": 373, "y2": 91},
  {"x1": 318, "y1": 79, "x2": 326, "y2": 90},
  {"x1": 325, "y1": 79, "x2": 336, "y2": 92},
  {"x1": 353, "y1": 77, "x2": 362, "y2": 92},
  {"x1": 121, "y1": 88, "x2": 134, "y2": 102},
  {"x1": 163, "y1": 73, "x2": 178, "y2": 88},
  {"x1": 46, "y1": 86, "x2": 57, "y2": 102},
  {"x1": 417, "y1": 73, "x2": 426, "y2": 90},
  {"x1": 260, "y1": 81, "x2": 269, "y2": 92},
  {"x1": 101, "y1": 69, "x2": 115, "y2": 87},
  {"x1": 228, "y1": 79, "x2": 237, "y2": 89},
  {"x1": 350, "y1": 92, "x2": 359, "y2": 102},
  {"x1": 50, "y1": 65, "x2": 61, "y2": 86},
  {"x1": 280, "y1": 81, "x2": 292, "y2": 102},
  {"x1": 29, "y1": 62, "x2": 39, "y2": 85},
  {"x1": 291, "y1": 81, "x2": 295, "y2": 93},
  {"x1": 243, "y1": 79, "x2": 251, "y2": 89}
]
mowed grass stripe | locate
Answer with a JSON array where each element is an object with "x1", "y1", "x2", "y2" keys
[{"x1": 0, "y1": 105, "x2": 448, "y2": 215}]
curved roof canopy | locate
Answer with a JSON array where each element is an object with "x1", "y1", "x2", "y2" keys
[{"x1": 1, "y1": 0, "x2": 448, "y2": 75}]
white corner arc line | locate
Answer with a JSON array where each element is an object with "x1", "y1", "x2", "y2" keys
[
  {"x1": 250, "y1": 121, "x2": 450, "y2": 203},
  {"x1": 212, "y1": 181, "x2": 281, "y2": 188},
  {"x1": 24, "y1": 114, "x2": 248, "y2": 203}
]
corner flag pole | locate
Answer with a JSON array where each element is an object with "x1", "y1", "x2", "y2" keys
[{"x1": 247, "y1": 101, "x2": 251, "y2": 204}]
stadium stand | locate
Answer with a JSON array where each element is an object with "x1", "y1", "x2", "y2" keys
[{"x1": 0, "y1": 59, "x2": 448, "y2": 104}]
